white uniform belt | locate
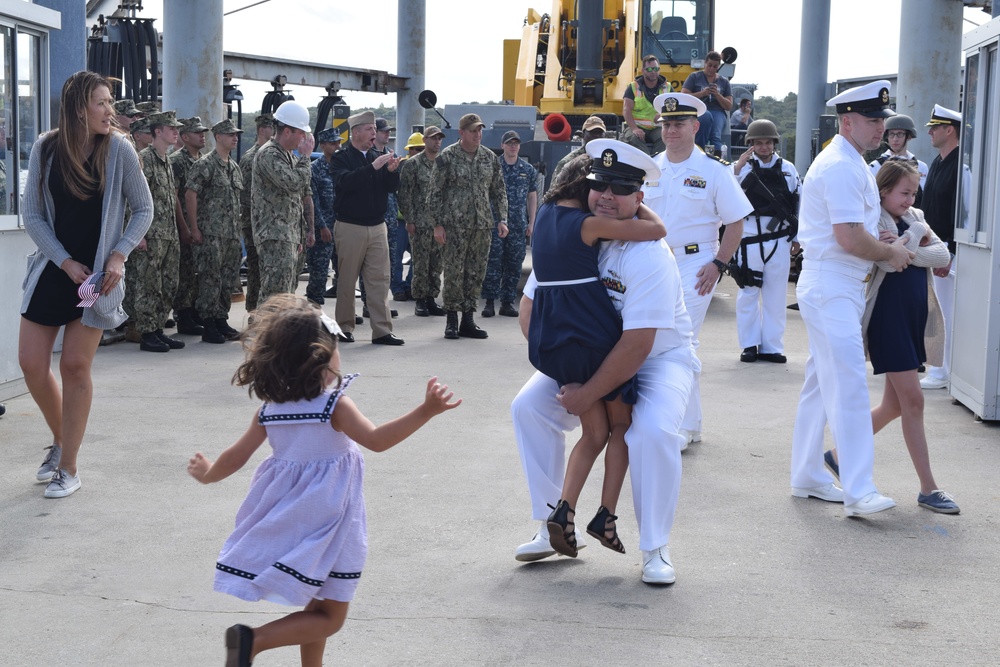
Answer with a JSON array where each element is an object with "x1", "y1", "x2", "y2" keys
[
  {"x1": 802, "y1": 259, "x2": 872, "y2": 282},
  {"x1": 535, "y1": 277, "x2": 600, "y2": 287}
]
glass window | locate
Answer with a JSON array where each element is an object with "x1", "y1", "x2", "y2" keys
[
  {"x1": 957, "y1": 53, "x2": 978, "y2": 233},
  {"x1": 977, "y1": 46, "x2": 997, "y2": 239},
  {"x1": 643, "y1": 0, "x2": 709, "y2": 67},
  {"x1": 16, "y1": 30, "x2": 41, "y2": 218},
  {"x1": 0, "y1": 25, "x2": 13, "y2": 219}
]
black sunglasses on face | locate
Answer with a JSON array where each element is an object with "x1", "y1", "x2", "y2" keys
[{"x1": 587, "y1": 180, "x2": 641, "y2": 196}]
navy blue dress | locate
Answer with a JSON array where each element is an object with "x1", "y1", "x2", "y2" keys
[
  {"x1": 867, "y1": 220, "x2": 928, "y2": 375},
  {"x1": 527, "y1": 203, "x2": 637, "y2": 404}
]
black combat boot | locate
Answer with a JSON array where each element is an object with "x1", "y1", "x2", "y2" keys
[
  {"x1": 426, "y1": 299, "x2": 446, "y2": 316},
  {"x1": 499, "y1": 301, "x2": 519, "y2": 317},
  {"x1": 444, "y1": 311, "x2": 460, "y2": 339},
  {"x1": 201, "y1": 321, "x2": 226, "y2": 344},
  {"x1": 139, "y1": 331, "x2": 169, "y2": 353},
  {"x1": 414, "y1": 299, "x2": 430, "y2": 317},
  {"x1": 215, "y1": 318, "x2": 241, "y2": 341},
  {"x1": 155, "y1": 329, "x2": 185, "y2": 349},
  {"x1": 482, "y1": 299, "x2": 495, "y2": 318},
  {"x1": 176, "y1": 308, "x2": 203, "y2": 335},
  {"x1": 459, "y1": 311, "x2": 488, "y2": 339}
]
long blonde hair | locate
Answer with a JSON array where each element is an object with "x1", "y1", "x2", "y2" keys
[{"x1": 39, "y1": 71, "x2": 116, "y2": 200}]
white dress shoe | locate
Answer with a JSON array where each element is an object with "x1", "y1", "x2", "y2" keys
[
  {"x1": 791, "y1": 482, "x2": 844, "y2": 503},
  {"x1": 514, "y1": 522, "x2": 586, "y2": 562},
  {"x1": 844, "y1": 492, "x2": 897, "y2": 517},
  {"x1": 920, "y1": 376, "x2": 948, "y2": 390},
  {"x1": 641, "y1": 545, "x2": 676, "y2": 585},
  {"x1": 679, "y1": 430, "x2": 702, "y2": 445}
]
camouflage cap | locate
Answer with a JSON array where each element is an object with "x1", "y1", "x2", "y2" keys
[
  {"x1": 459, "y1": 113, "x2": 485, "y2": 131},
  {"x1": 146, "y1": 110, "x2": 184, "y2": 128},
  {"x1": 179, "y1": 116, "x2": 210, "y2": 133},
  {"x1": 211, "y1": 118, "x2": 243, "y2": 135},
  {"x1": 130, "y1": 118, "x2": 151, "y2": 134},
  {"x1": 316, "y1": 127, "x2": 343, "y2": 143},
  {"x1": 423, "y1": 125, "x2": 445, "y2": 139},
  {"x1": 254, "y1": 113, "x2": 275, "y2": 128},
  {"x1": 135, "y1": 101, "x2": 160, "y2": 114},
  {"x1": 113, "y1": 99, "x2": 142, "y2": 117}
]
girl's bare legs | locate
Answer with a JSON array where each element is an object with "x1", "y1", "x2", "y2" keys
[
  {"x1": 885, "y1": 370, "x2": 939, "y2": 494},
  {"x1": 248, "y1": 598, "x2": 349, "y2": 667},
  {"x1": 829, "y1": 374, "x2": 904, "y2": 467},
  {"x1": 600, "y1": 398, "x2": 632, "y2": 514}
]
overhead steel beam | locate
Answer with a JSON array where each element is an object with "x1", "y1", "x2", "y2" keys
[{"x1": 223, "y1": 51, "x2": 408, "y2": 94}]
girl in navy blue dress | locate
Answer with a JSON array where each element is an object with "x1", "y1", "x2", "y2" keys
[
  {"x1": 527, "y1": 144, "x2": 665, "y2": 557},
  {"x1": 826, "y1": 161, "x2": 958, "y2": 514}
]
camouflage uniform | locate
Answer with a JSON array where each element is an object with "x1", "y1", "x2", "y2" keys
[
  {"x1": 187, "y1": 150, "x2": 243, "y2": 320},
  {"x1": 551, "y1": 145, "x2": 587, "y2": 183},
  {"x1": 427, "y1": 142, "x2": 508, "y2": 312},
  {"x1": 398, "y1": 152, "x2": 442, "y2": 300},
  {"x1": 482, "y1": 157, "x2": 536, "y2": 303},
  {"x1": 131, "y1": 147, "x2": 180, "y2": 334},
  {"x1": 307, "y1": 155, "x2": 337, "y2": 304},
  {"x1": 251, "y1": 139, "x2": 312, "y2": 304},
  {"x1": 169, "y1": 147, "x2": 201, "y2": 315},
  {"x1": 240, "y1": 142, "x2": 263, "y2": 310}
]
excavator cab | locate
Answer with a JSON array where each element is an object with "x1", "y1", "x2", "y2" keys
[{"x1": 642, "y1": 0, "x2": 714, "y2": 89}]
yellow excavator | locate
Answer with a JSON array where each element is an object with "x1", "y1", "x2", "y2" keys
[{"x1": 503, "y1": 0, "x2": 735, "y2": 137}]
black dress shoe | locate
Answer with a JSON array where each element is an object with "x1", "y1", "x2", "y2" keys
[
  {"x1": 338, "y1": 332, "x2": 355, "y2": 343},
  {"x1": 740, "y1": 346, "x2": 758, "y2": 363},
  {"x1": 372, "y1": 333, "x2": 405, "y2": 346},
  {"x1": 414, "y1": 299, "x2": 430, "y2": 317},
  {"x1": 355, "y1": 315, "x2": 364, "y2": 324},
  {"x1": 362, "y1": 305, "x2": 370, "y2": 318},
  {"x1": 392, "y1": 292, "x2": 410, "y2": 302},
  {"x1": 757, "y1": 352, "x2": 787, "y2": 363}
]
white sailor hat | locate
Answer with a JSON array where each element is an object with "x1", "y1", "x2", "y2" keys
[
  {"x1": 926, "y1": 104, "x2": 961, "y2": 128},
  {"x1": 827, "y1": 80, "x2": 895, "y2": 118},
  {"x1": 654, "y1": 92, "x2": 707, "y2": 121},
  {"x1": 585, "y1": 138, "x2": 660, "y2": 184}
]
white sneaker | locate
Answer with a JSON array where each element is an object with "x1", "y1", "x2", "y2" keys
[
  {"x1": 641, "y1": 545, "x2": 675, "y2": 585},
  {"x1": 844, "y1": 492, "x2": 896, "y2": 517},
  {"x1": 791, "y1": 482, "x2": 844, "y2": 503},
  {"x1": 44, "y1": 468, "x2": 81, "y2": 499},
  {"x1": 920, "y1": 376, "x2": 948, "y2": 390},
  {"x1": 514, "y1": 521, "x2": 586, "y2": 562}
]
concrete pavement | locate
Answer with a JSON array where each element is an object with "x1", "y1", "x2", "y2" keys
[{"x1": 1, "y1": 276, "x2": 998, "y2": 666}]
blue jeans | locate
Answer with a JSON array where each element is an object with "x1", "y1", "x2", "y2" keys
[{"x1": 695, "y1": 109, "x2": 727, "y2": 154}]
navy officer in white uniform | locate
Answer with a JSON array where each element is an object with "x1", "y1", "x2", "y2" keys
[
  {"x1": 511, "y1": 140, "x2": 697, "y2": 585},
  {"x1": 642, "y1": 92, "x2": 753, "y2": 446},
  {"x1": 791, "y1": 80, "x2": 914, "y2": 516}
]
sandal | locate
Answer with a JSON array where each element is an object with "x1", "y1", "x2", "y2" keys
[
  {"x1": 225, "y1": 624, "x2": 254, "y2": 667},
  {"x1": 546, "y1": 500, "x2": 578, "y2": 557},
  {"x1": 586, "y1": 505, "x2": 626, "y2": 554}
]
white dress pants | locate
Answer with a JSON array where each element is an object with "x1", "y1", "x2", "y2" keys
[
  {"x1": 735, "y1": 238, "x2": 791, "y2": 353},
  {"x1": 511, "y1": 348, "x2": 695, "y2": 551},
  {"x1": 673, "y1": 242, "x2": 718, "y2": 433},
  {"x1": 925, "y1": 254, "x2": 956, "y2": 382},
  {"x1": 790, "y1": 266, "x2": 878, "y2": 505}
]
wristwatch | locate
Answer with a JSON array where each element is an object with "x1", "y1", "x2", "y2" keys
[{"x1": 712, "y1": 258, "x2": 728, "y2": 275}]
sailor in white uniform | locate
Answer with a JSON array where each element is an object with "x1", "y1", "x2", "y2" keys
[
  {"x1": 642, "y1": 92, "x2": 752, "y2": 445},
  {"x1": 731, "y1": 119, "x2": 801, "y2": 363},
  {"x1": 511, "y1": 141, "x2": 697, "y2": 585},
  {"x1": 790, "y1": 80, "x2": 915, "y2": 516}
]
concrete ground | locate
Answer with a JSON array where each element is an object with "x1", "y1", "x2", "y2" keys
[{"x1": 2, "y1": 274, "x2": 998, "y2": 666}]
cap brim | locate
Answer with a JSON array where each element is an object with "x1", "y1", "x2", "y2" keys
[
  {"x1": 854, "y1": 108, "x2": 896, "y2": 119},
  {"x1": 587, "y1": 173, "x2": 644, "y2": 186}
]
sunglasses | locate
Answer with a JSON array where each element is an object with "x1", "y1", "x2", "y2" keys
[
  {"x1": 644, "y1": 66, "x2": 659, "y2": 73},
  {"x1": 587, "y1": 180, "x2": 641, "y2": 195}
]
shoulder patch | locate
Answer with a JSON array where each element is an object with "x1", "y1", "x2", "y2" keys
[{"x1": 706, "y1": 152, "x2": 730, "y2": 166}]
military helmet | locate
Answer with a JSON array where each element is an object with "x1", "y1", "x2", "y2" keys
[
  {"x1": 884, "y1": 114, "x2": 917, "y2": 139},
  {"x1": 745, "y1": 119, "x2": 780, "y2": 143},
  {"x1": 404, "y1": 132, "x2": 425, "y2": 151}
]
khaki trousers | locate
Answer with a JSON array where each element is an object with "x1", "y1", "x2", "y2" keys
[{"x1": 334, "y1": 221, "x2": 392, "y2": 338}]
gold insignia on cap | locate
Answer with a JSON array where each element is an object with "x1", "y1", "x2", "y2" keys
[
  {"x1": 602, "y1": 149, "x2": 615, "y2": 168},
  {"x1": 880, "y1": 88, "x2": 889, "y2": 104},
  {"x1": 664, "y1": 97, "x2": 678, "y2": 112}
]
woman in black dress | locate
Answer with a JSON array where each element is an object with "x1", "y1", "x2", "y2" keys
[{"x1": 19, "y1": 71, "x2": 152, "y2": 498}]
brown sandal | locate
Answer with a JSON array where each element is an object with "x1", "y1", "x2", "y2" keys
[
  {"x1": 546, "y1": 500, "x2": 578, "y2": 557},
  {"x1": 587, "y1": 506, "x2": 626, "y2": 554}
]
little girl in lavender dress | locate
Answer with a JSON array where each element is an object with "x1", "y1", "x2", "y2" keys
[{"x1": 188, "y1": 294, "x2": 461, "y2": 667}]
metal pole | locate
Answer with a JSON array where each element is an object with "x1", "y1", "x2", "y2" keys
[
  {"x1": 794, "y1": 0, "x2": 830, "y2": 172},
  {"x1": 397, "y1": 0, "x2": 426, "y2": 152},
  {"x1": 897, "y1": 0, "x2": 963, "y2": 163},
  {"x1": 163, "y1": 0, "x2": 224, "y2": 127}
]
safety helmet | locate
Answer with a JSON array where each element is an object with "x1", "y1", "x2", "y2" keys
[
  {"x1": 745, "y1": 119, "x2": 780, "y2": 143},
  {"x1": 884, "y1": 114, "x2": 917, "y2": 139},
  {"x1": 404, "y1": 132, "x2": 425, "y2": 151},
  {"x1": 272, "y1": 100, "x2": 311, "y2": 133}
]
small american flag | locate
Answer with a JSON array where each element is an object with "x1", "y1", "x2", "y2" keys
[{"x1": 77, "y1": 272, "x2": 105, "y2": 308}]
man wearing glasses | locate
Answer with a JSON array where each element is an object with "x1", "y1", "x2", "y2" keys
[
  {"x1": 642, "y1": 93, "x2": 752, "y2": 447},
  {"x1": 868, "y1": 114, "x2": 928, "y2": 206},
  {"x1": 622, "y1": 55, "x2": 671, "y2": 156}
]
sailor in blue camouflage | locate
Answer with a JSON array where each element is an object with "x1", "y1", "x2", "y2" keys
[
  {"x1": 481, "y1": 131, "x2": 537, "y2": 309},
  {"x1": 307, "y1": 128, "x2": 341, "y2": 304}
]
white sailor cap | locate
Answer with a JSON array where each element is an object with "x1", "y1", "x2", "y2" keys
[
  {"x1": 827, "y1": 80, "x2": 895, "y2": 118},
  {"x1": 585, "y1": 138, "x2": 660, "y2": 184},
  {"x1": 654, "y1": 92, "x2": 707, "y2": 121},
  {"x1": 926, "y1": 104, "x2": 961, "y2": 128}
]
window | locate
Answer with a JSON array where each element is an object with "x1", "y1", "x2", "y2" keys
[{"x1": 0, "y1": 26, "x2": 13, "y2": 219}]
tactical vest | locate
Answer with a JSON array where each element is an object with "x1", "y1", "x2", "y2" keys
[
  {"x1": 742, "y1": 157, "x2": 793, "y2": 217},
  {"x1": 630, "y1": 78, "x2": 670, "y2": 129}
]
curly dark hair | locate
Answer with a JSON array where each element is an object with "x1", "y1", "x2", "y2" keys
[
  {"x1": 541, "y1": 153, "x2": 592, "y2": 207},
  {"x1": 233, "y1": 294, "x2": 341, "y2": 403}
]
